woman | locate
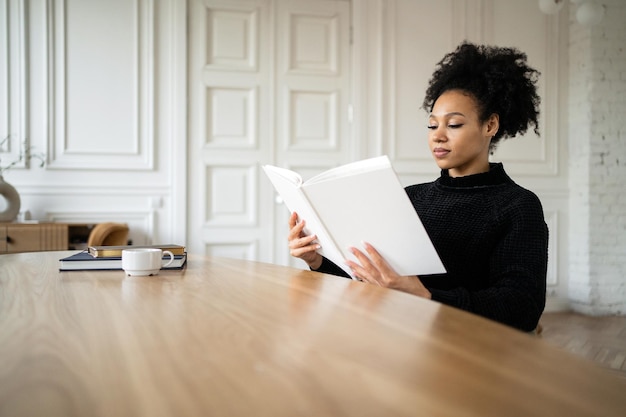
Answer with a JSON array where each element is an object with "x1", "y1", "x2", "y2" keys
[{"x1": 287, "y1": 42, "x2": 548, "y2": 332}]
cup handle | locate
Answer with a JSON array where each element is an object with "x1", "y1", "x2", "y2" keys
[{"x1": 162, "y1": 250, "x2": 175, "y2": 268}]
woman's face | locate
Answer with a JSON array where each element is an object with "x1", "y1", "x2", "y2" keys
[{"x1": 427, "y1": 90, "x2": 498, "y2": 177}]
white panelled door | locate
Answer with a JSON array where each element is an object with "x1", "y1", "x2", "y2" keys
[{"x1": 188, "y1": 0, "x2": 351, "y2": 264}]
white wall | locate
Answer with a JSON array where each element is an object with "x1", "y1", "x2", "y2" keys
[
  {"x1": 1, "y1": 0, "x2": 187, "y2": 246},
  {"x1": 568, "y1": 0, "x2": 626, "y2": 315},
  {"x1": 351, "y1": 0, "x2": 571, "y2": 311}
]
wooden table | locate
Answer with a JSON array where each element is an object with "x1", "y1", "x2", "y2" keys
[{"x1": 1, "y1": 251, "x2": 625, "y2": 417}]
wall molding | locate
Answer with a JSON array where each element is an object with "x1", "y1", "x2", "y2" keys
[
  {"x1": 379, "y1": 0, "x2": 562, "y2": 178},
  {"x1": 14, "y1": 184, "x2": 172, "y2": 195},
  {"x1": 487, "y1": 4, "x2": 562, "y2": 177},
  {"x1": 45, "y1": 0, "x2": 156, "y2": 171},
  {"x1": 47, "y1": 209, "x2": 156, "y2": 245},
  {"x1": 0, "y1": 0, "x2": 28, "y2": 166}
]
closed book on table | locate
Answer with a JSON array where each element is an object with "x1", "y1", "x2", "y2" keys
[
  {"x1": 59, "y1": 251, "x2": 187, "y2": 271},
  {"x1": 87, "y1": 244, "x2": 186, "y2": 258}
]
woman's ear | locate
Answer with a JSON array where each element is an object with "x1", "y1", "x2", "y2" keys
[{"x1": 486, "y1": 113, "x2": 499, "y2": 138}]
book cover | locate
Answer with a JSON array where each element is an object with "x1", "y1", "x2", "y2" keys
[
  {"x1": 88, "y1": 244, "x2": 186, "y2": 258},
  {"x1": 59, "y1": 251, "x2": 187, "y2": 271},
  {"x1": 263, "y1": 155, "x2": 446, "y2": 278}
]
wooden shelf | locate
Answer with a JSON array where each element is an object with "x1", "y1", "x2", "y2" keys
[{"x1": 0, "y1": 223, "x2": 96, "y2": 254}]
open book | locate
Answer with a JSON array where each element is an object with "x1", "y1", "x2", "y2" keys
[{"x1": 263, "y1": 156, "x2": 445, "y2": 279}]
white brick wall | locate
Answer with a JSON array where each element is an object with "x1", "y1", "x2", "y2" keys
[{"x1": 568, "y1": 0, "x2": 626, "y2": 315}]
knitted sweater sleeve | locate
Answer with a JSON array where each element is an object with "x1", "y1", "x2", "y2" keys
[{"x1": 427, "y1": 193, "x2": 548, "y2": 332}]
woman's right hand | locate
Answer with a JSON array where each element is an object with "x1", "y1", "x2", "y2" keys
[{"x1": 288, "y1": 212, "x2": 323, "y2": 270}]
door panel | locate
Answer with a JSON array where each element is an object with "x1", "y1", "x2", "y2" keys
[
  {"x1": 274, "y1": 0, "x2": 352, "y2": 268},
  {"x1": 189, "y1": 0, "x2": 271, "y2": 260},
  {"x1": 188, "y1": 0, "x2": 351, "y2": 265}
]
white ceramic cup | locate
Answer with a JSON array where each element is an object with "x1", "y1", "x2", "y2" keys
[{"x1": 121, "y1": 248, "x2": 175, "y2": 276}]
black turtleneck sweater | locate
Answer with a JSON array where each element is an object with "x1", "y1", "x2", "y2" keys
[{"x1": 314, "y1": 163, "x2": 548, "y2": 332}]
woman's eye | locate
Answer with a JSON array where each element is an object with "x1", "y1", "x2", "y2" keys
[
  {"x1": 448, "y1": 124, "x2": 463, "y2": 129},
  {"x1": 427, "y1": 125, "x2": 437, "y2": 130}
]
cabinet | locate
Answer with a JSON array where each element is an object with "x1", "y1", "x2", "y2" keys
[{"x1": 0, "y1": 223, "x2": 93, "y2": 254}]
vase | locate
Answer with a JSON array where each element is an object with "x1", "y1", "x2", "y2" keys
[{"x1": 0, "y1": 175, "x2": 21, "y2": 222}]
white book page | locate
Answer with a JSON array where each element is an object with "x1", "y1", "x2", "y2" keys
[
  {"x1": 302, "y1": 167, "x2": 445, "y2": 276},
  {"x1": 263, "y1": 165, "x2": 351, "y2": 277},
  {"x1": 262, "y1": 165, "x2": 303, "y2": 186},
  {"x1": 305, "y1": 155, "x2": 390, "y2": 185}
]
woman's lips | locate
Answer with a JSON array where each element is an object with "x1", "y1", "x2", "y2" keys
[{"x1": 433, "y1": 147, "x2": 450, "y2": 158}]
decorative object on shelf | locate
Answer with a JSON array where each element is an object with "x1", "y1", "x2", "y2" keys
[
  {"x1": 538, "y1": 0, "x2": 606, "y2": 26},
  {"x1": 0, "y1": 135, "x2": 46, "y2": 222},
  {"x1": 0, "y1": 175, "x2": 21, "y2": 221}
]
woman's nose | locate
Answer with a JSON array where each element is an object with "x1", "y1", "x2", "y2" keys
[{"x1": 430, "y1": 127, "x2": 446, "y2": 142}]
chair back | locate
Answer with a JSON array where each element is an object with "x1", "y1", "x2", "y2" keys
[{"x1": 87, "y1": 222, "x2": 129, "y2": 247}]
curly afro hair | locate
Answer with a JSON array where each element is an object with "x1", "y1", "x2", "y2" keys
[{"x1": 422, "y1": 42, "x2": 541, "y2": 150}]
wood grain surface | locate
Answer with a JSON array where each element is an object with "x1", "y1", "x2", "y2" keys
[{"x1": 1, "y1": 251, "x2": 625, "y2": 417}]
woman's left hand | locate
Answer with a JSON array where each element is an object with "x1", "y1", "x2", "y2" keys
[{"x1": 346, "y1": 242, "x2": 432, "y2": 299}]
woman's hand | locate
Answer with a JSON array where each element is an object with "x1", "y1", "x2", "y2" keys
[
  {"x1": 288, "y1": 212, "x2": 323, "y2": 270},
  {"x1": 347, "y1": 242, "x2": 432, "y2": 299}
]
